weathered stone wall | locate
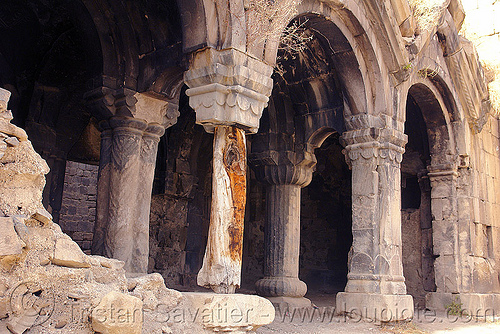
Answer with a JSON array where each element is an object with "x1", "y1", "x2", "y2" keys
[
  {"x1": 59, "y1": 161, "x2": 98, "y2": 253},
  {"x1": 465, "y1": 116, "x2": 500, "y2": 293},
  {"x1": 149, "y1": 195, "x2": 190, "y2": 288}
]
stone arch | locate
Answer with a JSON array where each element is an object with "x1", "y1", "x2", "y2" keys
[
  {"x1": 401, "y1": 79, "x2": 459, "y2": 307},
  {"x1": 293, "y1": 0, "x2": 400, "y2": 121},
  {"x1": 250, "y1": 8, "x2": 372, "y2": 303},
  {"x1": 406, "y1": 80, "x2": 457, "y2": 165},
  {"x1": 80, "y1": 0, "x2": 183, "y2": 93}
]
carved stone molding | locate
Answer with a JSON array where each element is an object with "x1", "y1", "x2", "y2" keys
[
  {"x1": 249, "y1": 150, "x2": 316, "y2": 187},
  {"x1": 184, "y1": 48, "x2": 274, "y2": 134},
  {"x1": 341, "y1": 128, "x2": 407, "y2": 169},
  {"x1": 86, "y1": 87, "x2": 180, "y2": 129}
]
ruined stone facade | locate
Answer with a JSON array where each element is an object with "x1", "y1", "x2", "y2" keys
[{"x1": 1, "y1": 0, "x2": 500, "y2": 321}]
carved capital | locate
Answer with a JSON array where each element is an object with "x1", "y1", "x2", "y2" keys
[
  {"x1": 250, "y1": 150, "x2": 316, "y2": 187},
  {"x1": 184, "y1": 48, "x2": 274, "y2": 134},
  {"x1": 86, "y1": 88, "x2": 179, "y2": 128},
  {"x1": 342, "y1": 128, "x2": 408, "y2": 167},
  {"x1": 342, "y1": 128, "x2": 407, "y2": 166},
  {"x1": 134, "y1": 92, "x2": 179, "y2": 128}
]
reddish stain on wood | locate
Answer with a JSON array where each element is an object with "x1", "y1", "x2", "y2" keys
[{"x1": 222, "y1": 127, "x2": 246, "y2": 263}]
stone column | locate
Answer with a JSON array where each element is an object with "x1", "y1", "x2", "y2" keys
[
  {"x1": 88, "y1": 87, "x2": 177, "y2": 274},
  {"x1": 104, "y1": 117, "x2": 147, "y2": 273},
  {"x1": 184, "y1": 48, "x2": 274, "y2": 293},
  {"x1": 252, "y1": 151, "x2": 316, "y2": 308},
  {"x1": 133, "y1": 123, "x2": 165, "y2": 273},
  {"x1": 336, "y1": 128, "x2": 414, "y2": 321},
  {"x1": 92, "y1": 121, "x2": 112, "y2": 256}
]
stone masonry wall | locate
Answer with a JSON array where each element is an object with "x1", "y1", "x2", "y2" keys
[
  {"x1": 59, "y1": 161, "x2": 98, "y2": 253},
  {"x1": 466, "y1": 116, "x2": 500, "y2": 293}
]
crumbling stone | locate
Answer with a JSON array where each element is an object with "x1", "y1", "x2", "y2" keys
[
  {"x1": 128, "y1": 273, "x2": 182, "y2": 311},
  {"x1": 6, "y1": 307, "x2": 39, "y2": 334},
  {"x1": 5, "y1": 137, "x2": 19, "y2": 147},
  {"x1": 51, "y1": 236, "x2": 90, "y2": 268},
  {"x1": 0, "y1": 217, "x2": 25, "y2": 256},
  {"x1": 31, "y1": 208, "x2": 53, "y2": 226},
  {"x1": 91, "y1": 291, "x2": 143, "y2": 334}
]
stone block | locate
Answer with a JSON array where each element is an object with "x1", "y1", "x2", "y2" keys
[
  {"x1": 181, "y1": 292, "x2": 275, "y2": 331},
  {"x1": 31, "y1": 208, "x2": 52, "y2": 225},
  {"x1": 0, "y1": 217, "x2": 25, "y2": 256},
  {"x1": 434, "y1": 255, "x2": 459, "y2": 293},
  {"x1": 50, "y1": 236, "x2": 90, "y2": 268},
  {"x1": 430, "y1": 181, "x2": 453, "y2": 199},
  {"x1": 425, "y1": 292, "x2": 454, "y2": 311},
  {"x1": 91, "y1": 291, "x2": 143, "y2": 334},
  {"x1": 128, "y1": 273, "x2": 182, "y2": 311},
  {"x1": 432, "y1": 221, "x2": 455, "y2": 255},
  {"x1": 426, "y1": 292, "x2": 500, "y2": 315},
  {"x1": 336, "y1": 292, "x2": 414, "y2": 321},
  {"x1": 472, "y1": 257, "x2": 494, "y2": 293}
]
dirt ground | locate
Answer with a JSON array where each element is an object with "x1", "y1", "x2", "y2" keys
[{"x1": 254, "y1": 294, "x2": 500, "y2": 334}]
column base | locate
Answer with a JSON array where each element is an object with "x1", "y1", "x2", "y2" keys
[
  {"x1": 426, "y1": 292, "x2": 500, "y2": 316},
  {"x1": 267, "y1": 296, "x2": 312, "y2": 310},
  {"x1": 336, "y1": 292, "x2": 414, "y2": 322},
  {"x1": 255, "y1": 277, "x2": 307, "y2": 298}
]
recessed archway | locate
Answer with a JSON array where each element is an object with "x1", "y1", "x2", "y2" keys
[
  {"x1": 402, "y1": 81, "x2": 456, "y2": 308},
  {"x1": 300, "y1": 133, "x2": 352, "y2": 295}
]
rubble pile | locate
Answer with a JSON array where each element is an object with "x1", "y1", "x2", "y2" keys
[{"x1": 0, "y1": 88, "x2": 185, "y2": 334}]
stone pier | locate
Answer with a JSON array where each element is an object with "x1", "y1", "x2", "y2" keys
[
  {"x1": 336, "y1": 128, "x2": 414, "y2": 321},
  {"x1": 90, "y1": 89, "x2": 177, "y2": 273}
]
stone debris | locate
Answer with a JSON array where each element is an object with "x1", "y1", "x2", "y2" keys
[
  {"x1": 0, "y1": 141, "x2": 5, "y2": 160},
  {"x1": 128, "y1": 273, "x2": 182, "y2": 311},
  {"x1": 31, "y1": 208, "x2": 52, "y2": 226},
  {"x1": 89, "y1": 255, "x2": 125, "y2": 271},
  {"x1": 4, "y1": 137, "x2": 19, "y2": 147},
  {"x1": 180, "y1": 292, "x2": 276, "y2": 332},
  {"x1": 0, "y1": 217, "x2": 25, "y2": 256},
  {"x1": 50, "y1": 236, "x2": 91, "y2": 268},
  {"x1": 6, "y1": 307, "x2": 39, "y2": 334},
  {"x1": 91, "y1": 291, "x2": 143, "y2": 334}
]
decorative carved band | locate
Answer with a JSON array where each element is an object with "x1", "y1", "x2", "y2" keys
[
  {"x1": 184, "y1": 48, "x2": 274, "y2": 134},
  {"x1": 86, "y1": 87, "x2": 180, "y2": 128},
  {"x1": 250, "y1": 150, "x2": 316, "y2": 187},
  {"x1": 342, "y1": 128, "x2": 407, "y2": 166},
  {"x1": 345, "y1": 141, "x2": 405, "y2": 164}
]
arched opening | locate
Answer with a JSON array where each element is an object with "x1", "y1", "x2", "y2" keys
[
  {"x1": 247, "y1": 13, "x2": 359, "y2": 304},
  {"x1": 0, "y1": 0, "x2": 103, "y2": 248},
  {"x1": 0, "y1": 0, "x2": 185, "y2": 255},
  {"x1": 300, "y1": 133, "x2": 352, "y2": 295},
  {"x1": 401, "y1": 83, "x2": 453, "y2": 308}
]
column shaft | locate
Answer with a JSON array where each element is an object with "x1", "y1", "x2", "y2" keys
[
  {"x1": 103, "y1": 117, "x2": 147, "y2": 273},
  {"x1": 92, "y1": 123, "x2": 112, "y2": 256},
  {"x1": 428, "y1": 171, "x2": 460, "y2": 293},
  {"x1": 197, "y1": 126, "x2": 247, "y2": 293},
  {"x1": 132, "y1": 124, "x2": 164, "y2": 273},
  {"x1": 336, "y1": 133, "x2": 413, "y2": 321},
  {"x1": 255, "y1": 184, "x2": 307, "y2": 298}
]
